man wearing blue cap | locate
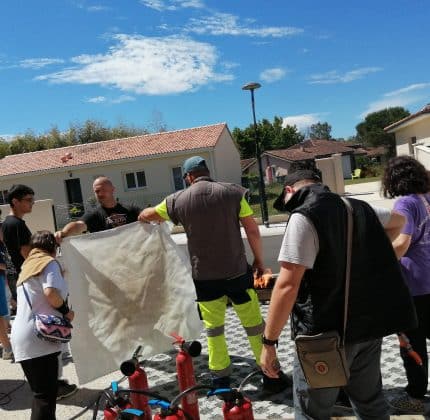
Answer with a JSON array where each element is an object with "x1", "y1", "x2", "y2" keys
[{"x1": 139, "y1": 156, "x2": 290, "y2": 392}]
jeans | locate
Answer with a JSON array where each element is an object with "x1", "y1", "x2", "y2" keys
[
  {"x1": 401, "y1": 294, "x2": 430, "y2": 398},
  {"x1": 293, "y1": 338, "x2": 389, "y2": 420}
]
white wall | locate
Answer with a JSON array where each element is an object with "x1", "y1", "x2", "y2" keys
[
  {"x1": 0, "y1": 199, "x2": 55, "y2": 232},
  {"x1": 394, "y1": 116, "x2": 430, "y2": 156},
  {"x1": 415, "y1": 145, "x2": 430, "y2": 170},
  {"x1": 212, "y1": 127, "x2": 241, "y2": 184}
]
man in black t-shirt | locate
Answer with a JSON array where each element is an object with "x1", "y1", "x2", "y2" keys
[
  {"x1": 56, "y1": 177, "x2": 139, "y2": 240},
  {"x1": 1, "y1": 185, "x2": 34, "y2": 302}
]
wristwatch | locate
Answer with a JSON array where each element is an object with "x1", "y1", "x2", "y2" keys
[{"x1": 262, "y1": 335, "x2": 278, "y2": 347}]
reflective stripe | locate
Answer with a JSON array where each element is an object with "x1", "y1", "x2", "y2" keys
[
  {"x1": 210, "y1": 365, "x2": 232, "y2": 377},
  {"x1": 244, "y1": 322, "x2": 264, "y2": 337},
  {"x1": 207, "y1": 325, "x2": 224, "y2": 337}
]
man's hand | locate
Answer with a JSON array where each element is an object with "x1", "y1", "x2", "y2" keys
[
  {"x1": 252, "y1": 259, "x2": 265, "y2": 278},
  {"x1": 138, "y1": 207, "x2": 166, "y2": 224},
  {"x1": 260, "y1": 345, "x2": 280, "y2": 378},
  {"x1": 54, "y1": 231, "x2": 64, "y2": 244}
]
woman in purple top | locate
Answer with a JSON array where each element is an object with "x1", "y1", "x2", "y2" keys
[{"x1": 382, "y1": 156, "x2": 430, "y2": 412}]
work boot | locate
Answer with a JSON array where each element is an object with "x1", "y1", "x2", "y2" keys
[{"x1": 262, "y1": 370, "x2": 292, "y2": 393}]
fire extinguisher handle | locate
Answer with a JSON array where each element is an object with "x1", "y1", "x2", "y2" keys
[
  {"x1": 122, "y1": 408, "x2": 144, "y2": 416},
  {"x1": 207, "y1": 388, "x2": 232, "y2": 397},
  {"x1": 148, "y1": 399, "x2": 171, "y2": 409}
]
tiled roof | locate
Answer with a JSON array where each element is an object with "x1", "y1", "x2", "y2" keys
[
  {"x1": 240, "y1": 158, "x2": 256, "y2": 170},
  {"x1": 265, "y1": 139, "x2": 354, "y2": 162},
  {"x1": 0, "y1": 123, "x2": 226, "y2": 177},
  {"x1": 384, "y1": 104, "x2": 430, "y2": 132}
]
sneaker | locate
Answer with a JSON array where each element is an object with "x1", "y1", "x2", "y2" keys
[
  {"x1": 2, "y1": 348, "x2": 14, "y2": 361},
  {"x1": 211, "y1": 375, "x2": 231, "y2": 389},
  {"x1": 388, "y1": 394, "x2": 425, "y2": 414},
  {"x1": 57, "y1": 380, "x2": 78, "y2": 400},
  {"x1": 262, "y1": 370, "x2": 292, "y2": 393}
]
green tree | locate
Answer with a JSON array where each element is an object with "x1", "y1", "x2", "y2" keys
[
  {"x1": 356, "y1": 107, "x2": 410, "y2": 155},
  {"x1": 232, "y1": 116, "x2": 304, "y2": 159},
  {"x1": 309, "y1": 122, "x2": 332, "y2": 139},
  {"x1": 0, "y1": 138, "x2": 10, "y2": 158}
]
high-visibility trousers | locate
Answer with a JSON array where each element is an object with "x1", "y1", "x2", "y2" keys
[{"x1": 198, "y1": 288, "x2": 264, "y2": 377}]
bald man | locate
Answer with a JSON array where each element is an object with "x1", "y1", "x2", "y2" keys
[{"x1": 56, "y1": 177, "x2": 140, "y2": 240}]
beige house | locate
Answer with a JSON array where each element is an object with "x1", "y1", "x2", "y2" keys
[
  {"x1": 243, "y1": 139, "x2": 356, "y2": 181},
  {"x1": 0, "y1": 123, "x2": 241, "y2": 226},
  {"x1": 384, "y1": 104, "x2": 430, "y2": 168}
]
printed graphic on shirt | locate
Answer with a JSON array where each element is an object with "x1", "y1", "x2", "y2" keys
[{"x1": 105, "y1": 213, "x2": 127, "y2": 228}]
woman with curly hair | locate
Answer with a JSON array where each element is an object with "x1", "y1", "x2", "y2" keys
[{"x1": 382, "y1": 155, "x2": 430, "y2": 413}]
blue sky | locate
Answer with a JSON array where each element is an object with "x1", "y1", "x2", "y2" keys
[{"x1": 1, "y1": 0, "x2": 429, "y2": 140}]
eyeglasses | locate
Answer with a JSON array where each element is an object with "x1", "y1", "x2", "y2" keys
[{"x1": 182, "y1": 173, "x2": 188, "y2": 180}]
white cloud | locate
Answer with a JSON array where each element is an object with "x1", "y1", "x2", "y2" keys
[
  {"x1": 19, "y1": 58, "x2": 65, "y2": 69},
  {"x1": 87, "y1": 96, "x2": 106, "y2": 103},
  {"x1": 360, "y1": 82, "x2": 430, "y2": 117},
  {"x1": 36, "y1": 35, "x2": 233, "y2": 95},
  {"x1": 0, "y1": 134, "x2": 15, "y2": 141},
  {"x1": 309, "y1": 67, "x2": 382, "y2": 84},
  {"x1": 140, "y1": 0, "x2": 204, "y2": 11},
  {"x1": 86, "y1": 95, "x2": 135, "y2": 104},
  {"x1": 111, "y1": 95, "x2": 135, "y2": 104},
  {"x1": 260, "y1": 67, "x2": 287, "y2": 83},
  {"x1": 384, "y1": 83, "x2": 430, "y2": 97},
  {"x1": 185, "y1": 13, "x2": 303, "y2": 37},
  {"x1": 282, "y1": 113, "x2": 323, "y2": 131},
  {"x1": 87, "y1": 5, "x2": 111, "y2": 12}
]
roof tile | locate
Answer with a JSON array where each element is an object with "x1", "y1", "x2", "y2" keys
[{"x1": 0, "y1": 123, "x2": 226, "y2": 177}]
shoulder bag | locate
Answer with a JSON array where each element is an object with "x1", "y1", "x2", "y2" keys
[
  {"x1": 22, "y1": 284, "x2": 72, "y2": 344},
  {"x1": 294, "y1": 197, "x2": 353, "y2": 389}
]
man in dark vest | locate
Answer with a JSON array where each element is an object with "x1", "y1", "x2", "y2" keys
[
  {"x1": 260, "y1": 170, "x2": 417, "y2": 419},
  {"x1": 139, "y1": 156, "x2": 289, "y2": 392}
]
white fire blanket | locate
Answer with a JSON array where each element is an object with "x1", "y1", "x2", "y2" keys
[{"x1": 60, "y1": 222, "x2": 202, "y2": 384}]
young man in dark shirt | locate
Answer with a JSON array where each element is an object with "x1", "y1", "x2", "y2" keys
[
  {"x1": 1, "y1": 185, "x2": 34, "y2": 303},
  {"x1": 56, "y1": 176, "x2": 139, "y2": 239}
]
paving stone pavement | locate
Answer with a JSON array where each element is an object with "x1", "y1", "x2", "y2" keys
[{"x1": 1, "y1": 304, "x2": 430, "y2": 419}]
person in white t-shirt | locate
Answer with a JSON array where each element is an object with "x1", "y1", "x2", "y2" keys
[{"x1": 11, "y1": 231, "x2": 75, "y2": 420}]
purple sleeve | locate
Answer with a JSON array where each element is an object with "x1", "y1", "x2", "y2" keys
[{"x1": 393, "y1": 197, "x2": 415, "y2": 236}]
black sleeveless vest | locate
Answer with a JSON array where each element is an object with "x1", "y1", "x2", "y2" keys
[{"x1": 285, "y1": 184, "x2": 417, "y2": 344}]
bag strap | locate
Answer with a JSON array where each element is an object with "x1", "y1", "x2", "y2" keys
[
  {"x1": 419, "y1": 194, "x2": 430, "y2": 215},
  {"x1": 21, "y1": 283, "x2": 34, "y2": 311},
  {"x1": 340, "y1": 197, "x2": 354, "y2": 347}
]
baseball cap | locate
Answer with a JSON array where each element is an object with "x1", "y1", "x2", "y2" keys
[
  {"x1": 273, "y1": 169, "x2": 321, "y2": 212},
  {"x1": 183, "y1": 156, "x2": 208, "y2": 174}
]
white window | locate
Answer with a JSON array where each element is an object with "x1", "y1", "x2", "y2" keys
[
  {"x1": 172, "y1": 167, "x2": 184, "y2": 191},
  {"x1": 125, "y1": 171, "x2": 147, "y2": 190}
]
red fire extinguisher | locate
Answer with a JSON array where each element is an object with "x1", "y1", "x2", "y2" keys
[
  {"x1": 103, "y1": 381, "x2": 145, "y2": 420},
  {"x1": 150, "y1": 399, "x2": 186, "y2": 420},
  {"x1": 222, "y1": 391, "x2": 254, "y2": 420},
  {"x1": 171, "y1": 333, "x2": 202, "y2": 420},
  {"x1": 120, "y1": 346, "x2": 152, "y2": 419}
]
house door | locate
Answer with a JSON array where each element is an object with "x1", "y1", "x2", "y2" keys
[{"x1": 65, "y1": 178, "x2": 84, "y2": 216}]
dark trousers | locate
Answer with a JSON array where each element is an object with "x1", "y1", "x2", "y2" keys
[
  {"x1": 294, "y1": 338, "x2": 389, "y2": 420},
  {"x1": 20, "y1": 352, "x2": 60, "y2": 420},
  {"x1": 401, "y1": 294, "x2": 430, "y2": 399}
]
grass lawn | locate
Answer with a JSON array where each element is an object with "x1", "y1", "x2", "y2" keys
[{"x1": 344, "y1": 176, "x2": 381, "y2": 185}]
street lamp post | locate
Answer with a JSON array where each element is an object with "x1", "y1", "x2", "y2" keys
[{"x1": 242, "y1": 82, "x2": 269, "y2": 226}]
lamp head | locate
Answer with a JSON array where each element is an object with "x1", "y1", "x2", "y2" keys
[{"x1": 242, "y1": 82, "x2": 261, "y2": 91}]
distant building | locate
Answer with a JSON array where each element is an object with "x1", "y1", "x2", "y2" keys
[
  {"x1": 384, "y1": 104, "x2": 430, "y2": 168},
  {"x1": 0, "y1": 123, "x2": 241, "y2": 226}
]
